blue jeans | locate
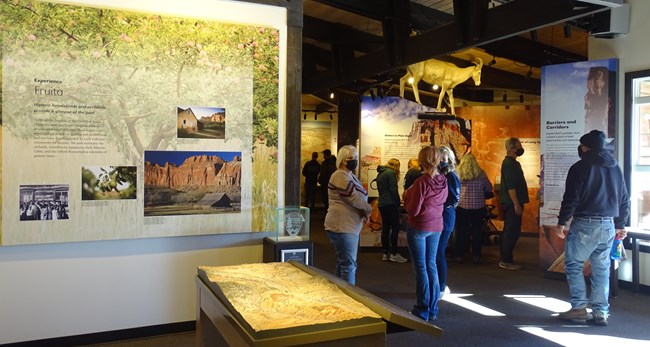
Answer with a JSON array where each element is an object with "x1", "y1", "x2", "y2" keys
[
  {"x1": 564, "y1": 218, "x2": 615, "y2": 315},
  {"x1": 407, "y1": 226, "x2": 442, "y2": 320},
  {"x1": 326, "y1": 231, "x2": 359, "y2": 285},
  {"x1": 437, "y1": 207, "x2": 455, "y2": 290}
]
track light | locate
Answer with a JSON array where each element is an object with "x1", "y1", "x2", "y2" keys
[
  {"x1": 432, "y1": 84, "x2": 439, "y2": 91},
  {"x1": 329, "y1": 91, "x2": 335, "y2": 99},
  {"x1": 530, "y1": 30, "x2": 538, "y2": 41},
  {"x1": 525, "y1": 67, "x2": 532, "y2": 79},
  {"x1": 314, "y1": 114, "x2": 317, "y2": 120},
  {"x1": 519, "y1": 94, "x2": 524, "y2": 103},
  {"x1": 303, "y1": 112, "x2": 307, "y2": 120},
  {"x1": 563, "y1": 23, "x2": 572, "y2": 38},
  {"x1": 502, "y1": 92, "x2": 507, "y2": 102},
  {"x1": 377, "y1": 87, "x2": 385, "y2": 99},
  {"x1": 329, "y1": 113, "x2": 333, "y2": 120},
  {"x1": 369, "y1": 89, "x2": 376, "y2": 101}
]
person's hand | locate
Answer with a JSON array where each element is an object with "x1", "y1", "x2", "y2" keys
[
  {"x1": 555, "y1": 225, "x2": 566, "y2": 239},
  {"x1": 616, "y1": 228, "x2": 627, "y2": 240},
  {"x1": 514, "y1": 204, "x2": 523, "y2": 216}
]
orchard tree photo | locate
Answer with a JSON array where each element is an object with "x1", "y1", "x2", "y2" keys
[{"x1": 1, "y1": 0, "x2": 281, "y2": 231}]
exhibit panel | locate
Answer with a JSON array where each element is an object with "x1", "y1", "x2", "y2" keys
[
  {"x1": 196, "y1": 262, "x2": 442, "y2": 346},
  {"x1": 539, "y1": 58, "x2": 619, "y2": 274},
  {"x1": 0, "y1": 0, "x2": 287, "y2": 245}
]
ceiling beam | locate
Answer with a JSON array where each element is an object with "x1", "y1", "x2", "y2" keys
[{"x1": 303, "y1": 0, "x2": 606, "y2": 94}]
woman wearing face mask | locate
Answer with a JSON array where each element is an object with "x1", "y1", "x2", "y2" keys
[
  {"x1": 436, "y1": 146, "x2": 460, "y2": 296},
  {"x1": 324, "y1": 145, "x2": 372, "y2": 285}
]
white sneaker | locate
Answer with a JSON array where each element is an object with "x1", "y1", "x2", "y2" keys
[
  {"x1": 444, "y1": 285, "x2": 451, "y2": 295},
  {"x1": 382, "y1": 253, "x2": 389, "y2": 261},
  {"x1": 389, "y1": 253, "x2": 408, "y2": 263}
]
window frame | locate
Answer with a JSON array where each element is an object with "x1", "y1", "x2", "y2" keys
[{"x1": 624, "y1": 69, "x2": 650, "y2": 228}]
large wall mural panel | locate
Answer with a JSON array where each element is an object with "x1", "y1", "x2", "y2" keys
[{"x1": 0, "y1": 0, "x2": 284, "y2": 245}]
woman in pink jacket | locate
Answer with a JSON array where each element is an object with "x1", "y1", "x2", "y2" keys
[{"x1": 403, "y1": 146, "x2": 448, "y2": 321}]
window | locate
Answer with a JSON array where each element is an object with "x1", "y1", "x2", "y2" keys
[{"x1": 626, "y1": 70, "x2": 650, "y2": 228}]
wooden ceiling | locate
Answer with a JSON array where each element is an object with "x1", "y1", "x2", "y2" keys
[{"x1": 301, "y1": 0, "x2": 622, "y2": 109}]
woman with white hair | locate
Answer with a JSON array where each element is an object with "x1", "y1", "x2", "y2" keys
[{"x1": 324, "y1": 145, "x2": 372, "y2": 285}]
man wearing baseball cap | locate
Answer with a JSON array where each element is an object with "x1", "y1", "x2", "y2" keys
[{"x1": 555, "y1": 130, "x2": 630, "y2": 326}]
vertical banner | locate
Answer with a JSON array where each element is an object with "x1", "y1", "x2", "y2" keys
[{"x1": 539, "y1": 58, "x2": 618, "y2": 273}]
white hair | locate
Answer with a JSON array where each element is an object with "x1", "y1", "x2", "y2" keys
[{"x1": 336, "y1": 145, "x2": 358, "y2": 168}]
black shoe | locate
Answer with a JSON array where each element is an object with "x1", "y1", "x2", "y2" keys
[{"x1": 472, "y1": 255, "x2": 481, "y2": 264}]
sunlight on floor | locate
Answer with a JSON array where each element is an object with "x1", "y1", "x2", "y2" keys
[
  {"x1": 519, "y1": 326, "x2": 650, "y2": 347},
  {"x1": 504, "y1": 294, "x2": 571, "y2": 313},
  {"x1": 441, "y1": 294, "x2": 505, "y2": 316}
]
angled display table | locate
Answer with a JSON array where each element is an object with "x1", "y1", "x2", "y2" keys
[{"x1": 196, "y1": 261, "x2": 442, "y2": 346}]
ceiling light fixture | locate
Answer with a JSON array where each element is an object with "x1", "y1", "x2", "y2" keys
[
  {"x1": 329, "y1": 91, "x2": 335, "y2": 99},
  {"x1": 525, "y1": 67, "x2": 532, "y2": 79},
  {"x1": 563, "y1": 23, "x2": 572, "y2": 38},
  {"x1": 377, "y1": 87, "x2": 385, "y2": 99},
  {"x1": 408, "y1": 77, "x2": 414, "y2": 84},
  {"x1": 303, "y1": 112, "x2": 307, "y2": 120},
  {"x1": 314, "y1": 114, "x2": 317, "y2": 120},
  {"x1": 329, "y1": 113, "x2": 333, "y2": 120},
  {"x1": 432, "y1": 84, "x2": 439, "y2": 91}
]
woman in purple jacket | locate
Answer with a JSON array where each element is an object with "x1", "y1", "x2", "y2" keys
[{"x1": 403, "y1": 146, "x2": 448, "y2": 321}]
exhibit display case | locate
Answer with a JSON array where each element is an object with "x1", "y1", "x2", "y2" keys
[
  {"x1": 263, "y1": 206, "x2": 313, "y2": 265},
  {"x1": 274, "y1": 206, "x2": 310, "y2": 242},
  {"x1": 196, "y1": 262, "x2": 442, "y2": 346}
]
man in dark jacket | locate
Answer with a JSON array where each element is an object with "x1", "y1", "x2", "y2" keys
[
  {"x1": 498, "y1": 137, "x2": 529, "y2": 270},
  {"x1": 302, "y1": 151, "x2": 321, "y2": 210},
  {"x1": 318, "y1": 149, "x2": 337, "y2": 210},
  {"x1": 555, "y1": 130, "x2": 630, "y2": 326}
]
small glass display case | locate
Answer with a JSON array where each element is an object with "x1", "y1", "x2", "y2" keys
[{"x1": 275, "y1": 206, "x2": 310, "y2": 242}]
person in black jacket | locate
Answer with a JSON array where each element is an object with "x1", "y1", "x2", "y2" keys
[
  {"x1": 302, "y1": 151, "x2": 321, "y2": 210},
  {"x1": 554, "y1": 130, "x2": 630, "y2": 326},
  {"x1": 318, "y1": 149, "x2": 337, "y2": 211}
]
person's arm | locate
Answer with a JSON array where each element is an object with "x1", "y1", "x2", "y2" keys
[{"x1": 332, "y1": 172, "x2": 371, "y2": 215}]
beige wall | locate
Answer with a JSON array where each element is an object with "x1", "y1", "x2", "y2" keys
[{"x1": 588, "y1": 0, "x2": 649, "y2": 286}]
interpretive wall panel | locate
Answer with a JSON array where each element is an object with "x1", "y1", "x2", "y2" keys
[
  {"x1": 0, "y1": 0, "x2": 285, "y2": 245},
  {"x1": 359, "y1": 97, "x2": 471, "y2": 247},
  {"x1": 539, "y1": 58, "x2": 618, "y2": 273}
]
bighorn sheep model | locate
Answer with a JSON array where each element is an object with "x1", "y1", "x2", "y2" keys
[{"x1": 399, "y1": 58, "x2": 483, "y2": 115}]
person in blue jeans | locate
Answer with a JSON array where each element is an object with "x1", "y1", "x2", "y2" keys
[
  {"x1": 324, "y1": 145, "x2": 372, "y2": 285},
  {"x1": 403, "y1": 146, "x2": 448, "y2": 321},
  {"x1": 436, "y1": 146, "x2": 460, "y2": 296},
  {"x1": 554, "y1": 130, "x2": 630, "y2": 326}
]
